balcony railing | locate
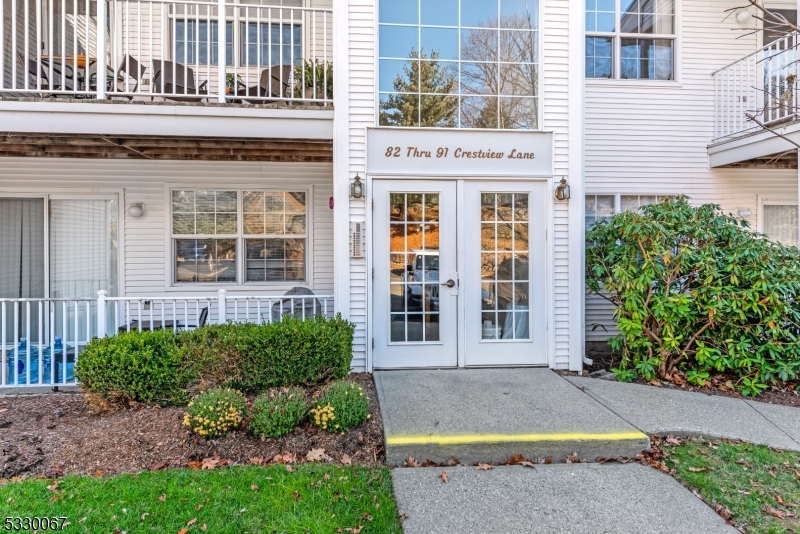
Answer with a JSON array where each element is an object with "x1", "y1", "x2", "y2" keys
[
  {"x1": 713, "y1": 33, "x2": 798, "y2": 141},
  {"x1": 0, "y1": 290, "x2": 334, "y2": 388},
  {"x1": 1, "y1": 0, "x2": 332, "y2": 104}
]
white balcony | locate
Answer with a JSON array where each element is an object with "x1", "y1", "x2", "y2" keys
[
  {"x1": 2, "y1": 0, "x2": 332, "y2": 103},
  {"x1": 710, "y1": 33, "x2": 800, "y2": 167}
]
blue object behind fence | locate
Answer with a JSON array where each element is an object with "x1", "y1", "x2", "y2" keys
[
  {"x1": 5, "y1": 338, "x2": 40, "y2": 385},
  {"x1": 6, "y1": 337, "x2": 75, "y2": 385},
  {"x1": 43, "y1": 337, "x2": 75, "y2": 383}
]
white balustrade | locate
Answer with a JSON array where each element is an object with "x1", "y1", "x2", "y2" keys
[
  {"x1": 0, "y1": 289, "x2": 334, "y2": 388},
  {"x1": 713, "y1": 33, "x2": 799, "y2": 140},
  {"x1": 1, "y1": 0, "x2": 333, "y2": 104}
]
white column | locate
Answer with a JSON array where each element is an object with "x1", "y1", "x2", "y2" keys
[
  {"x1": 217, "y1": 0, "x2": 227, "y2": 103},
  {"x1": 96, "y1": 0, "x2": 107, "y2": 99},
  {"x1": 97, "y1": 290, "x2": 107, "y2": 338},
  {"x1": 332, "y1": 0, "x2": 351, "y2": 322},
  {"x1": 568, "y1": 0, "x2": 587, "y2": 372},
  {"x1": 218, "y1": 289, "x2": 227, "y2": 323}
]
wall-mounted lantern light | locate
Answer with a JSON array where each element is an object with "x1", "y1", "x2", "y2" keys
[
  {"x1": 128, "y1": 202, "x2": 146, "y2": 217},
  {"x1": 736, "y1": 10, "x2": 751, "y2": 23},
  {"x1": 350, "y1": 174, "x2": 365, "y2": 199},
  {"x1": 554, "y1": 178, "x2": 570, "y2": 202},
  {"x1": 737, "y1": 208, "x2": 752, "y2": 218}
]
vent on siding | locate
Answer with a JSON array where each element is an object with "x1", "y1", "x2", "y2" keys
[{"x1": 350, "y1": 222, "x2": 365, "y2": 258}]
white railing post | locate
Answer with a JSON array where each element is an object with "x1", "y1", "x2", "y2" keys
[
  {"x1": 218, "y1": 290, "x2": 227, "y2": 323},
  {"x1": 96, "y1": 0, "x2": 107, "y2": 99},
  {"x1": 97, "y1": 290, "x2": 107, "y2": 338},
  {"x1": 217, "y1": 0, "x2": 227, "y2": 103}
]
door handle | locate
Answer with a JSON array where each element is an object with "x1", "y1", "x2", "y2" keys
[{"x1": 441, "y1": 279, "x2": 456, "y2": 288}]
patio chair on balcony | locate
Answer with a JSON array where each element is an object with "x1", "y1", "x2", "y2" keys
[
  {"x1": 17, "y1": 52, "x2": 80, "y2": 95},
  {"x1": 152, "y1": 60, "x2": 209, "y2": 101},
  {"x1": 241, "y1": 65, "x2": 292, "y2": 104},
  {"x1": 185, "y1": 307, "x2": 209, "y2": 330},
  {"x1": 270, "y1": 287, "x2": 323, "y2": 323},
  {"x1": 102, "y1": 55, "x2": 147, "y2": 97}
]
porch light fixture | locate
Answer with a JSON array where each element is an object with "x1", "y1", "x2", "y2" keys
[
  {"x1": 127, "y1": 202, "x2": 146, "y2": 217},
  {"x1": 736, "y1": 10, "x2": 751, "y2": 23},
  {"x1": 554, "y1": 178, "x2": 570, "y2": 202},
  {"x1": 350, "y1": 174, "x2": 365, "y2": 199},
  {"x1": 737, "y1": 208, "x2": 752, "y2": 218}
]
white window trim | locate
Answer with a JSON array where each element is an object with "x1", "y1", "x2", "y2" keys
[
  {"x1": 757, "y1": 194, "x2": 799, "y2": 244},
  {"x1": 0, "y1": 191, "x2": 125, "y2": 299},
  {"x1": 165, "y1": 186, "x2": 314, "y2": 291},
  {"x1": 585, "y1": 193, "x2": 675, "y2": 215},
  {"x1": 585, "y1": 0, "x2": 681, "y2": 84}
]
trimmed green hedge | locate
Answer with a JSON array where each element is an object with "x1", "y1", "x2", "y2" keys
[
  {"x1": 76, "y1": 315, "x2": 355, "y2": 407},
  {"x1": 76, "y1": 329, "x2": 191, "y2": 406}
]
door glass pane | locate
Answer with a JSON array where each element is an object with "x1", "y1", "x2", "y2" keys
[
  {"x1": 480, "y1": 193, "x2": 529, "y2": 340},
  {"x1": 0, "y1": 199, "x2": 45, "y2": 344},
  {"x1": 50, "y1": 199, "x2": 119, "y2": 340},
  {"x1": 390, "y1": 193, "x2": 440, "y2": 343}
]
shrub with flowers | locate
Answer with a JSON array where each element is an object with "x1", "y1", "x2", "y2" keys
[
  {"x1": 183, "y1": 387, "x2": 248, "y2": 439},
  {"x1": 247, "y1": 387, "x2": 308, "y2": 438},
  {"x1": 309, "y1": 381, "x2": 369, "y2": 433}
]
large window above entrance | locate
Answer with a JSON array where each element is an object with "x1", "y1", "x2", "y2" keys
[{"x1": 378, "y1": 0, "x2": 539, "y2": 129}]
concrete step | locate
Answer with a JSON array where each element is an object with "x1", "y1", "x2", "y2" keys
[{"x1": 375, "y1": 369, "x2": 650, "y2": 466}]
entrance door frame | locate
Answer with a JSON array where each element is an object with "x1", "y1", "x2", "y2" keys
[{"x1": 366, "y1": 175, "x2": 556, "y2": 370}]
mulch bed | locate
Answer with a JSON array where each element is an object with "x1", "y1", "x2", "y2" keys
[
  {"x1": 559, "y1": 349, "x2": 800, "y2": 408},
  {"x1": 0, "y1": 374, "x2": 385, "y2": 479}
]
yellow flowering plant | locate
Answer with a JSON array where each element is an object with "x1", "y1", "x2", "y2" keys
[
  {"x1": 309, "y1": 381, "x2": 369, "y2": 433},
  {"x1": 183, "y1": 387, "x2": 249, "y2": 439}
]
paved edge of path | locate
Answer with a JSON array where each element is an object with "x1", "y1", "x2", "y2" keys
[
  {"x1": 564, "y1": 376, "x2": 800, "y2": 452},
  {"x1": 391, "y1": 464, "x2": 737, "y2": 534}
]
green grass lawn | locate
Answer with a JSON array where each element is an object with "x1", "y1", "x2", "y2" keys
[
  {"x1": 664, "y1": 439, "x2": 800, "y2": 534},
  {"x1": 1, "y1": 465, "x2": 402, "y2": 534}
]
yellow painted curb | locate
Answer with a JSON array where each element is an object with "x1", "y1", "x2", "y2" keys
[{"x1": 387, "y1": 431, "x2": 649, "y2": 446}]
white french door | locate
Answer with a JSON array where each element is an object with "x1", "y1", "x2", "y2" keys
[
  {"x1": 372, "y1": 180, "x2": 548, "y2": 369},
  {"x1": 373, "y1": 181, "x2": 458, "y2": 368}
]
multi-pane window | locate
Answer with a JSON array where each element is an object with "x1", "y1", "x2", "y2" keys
[
  {"x1": 241, "y1": 23, "x2": 302, "y2": 67},
  {"x1": 171, "y1": 190, "x2": 307, "y2": 284},
  {"x1": 378, "y1": 0, "x2": 540, "y2": 129},
  {"x1": 762, "y1": 203, "x2": 799, "y2": 247},
  {"x1": 175, "y1": 21, "x2": 234, "y2": 65},
  {"x1": 585, "y1": 194, "x2": 674, "y2": 232},
  {"x1": 586, "y1": 0, "x2": 676, "y2": 80}
]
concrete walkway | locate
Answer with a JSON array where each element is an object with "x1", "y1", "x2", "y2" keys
[
  {"x1": 392, "y1": 464, "x2": 736, "y2": 534},
  {"x1": 565, "y1": 376, "x2": 800, "y2": 451},
  {"x1": 376, "y1": 369, "x2": 800, "y2": 467}
]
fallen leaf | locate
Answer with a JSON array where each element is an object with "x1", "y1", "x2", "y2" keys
[
  {"x1": 79, "y1": 518, "x2": 87, "y2": 524},
  {"x1": 519, "y1": 461, "x2": 536, "y2": 468},
  {"x1": 665, "y1": 437, "x2": 683, "y2": 446},
  {"x1": 405, "y1": 456, "x2": 422, "y2": 468},
  {"x1": 293, "y1": 491, "x2": 301, "y2": 501},
  {"x1": 201, "y1": 525, "x2": 207, "y2": 531},
  {"x1": 250, "y1": 484, "x2": 259, "y2": 491},
  {"x1": 439, "y1": 471, "x2": 448, "y2": 483},
  {"x1": 474, "y1": 463, "x2": 493, "y2": 471},
  {"x1": 446, "y1": 457, "x2": 460, "y2": 466},
  {"x1": 764, "y1": 506, "x2": 798, "y2": 519},
  {"x1": 46, "y1": 480, "x2": 60, "y2": 491},
  {"x1": 285, "y1": 465, "x2": 296, "y2": 473},
  {"x1": 187, "y1": 518, "x2": 198, "y2": 527},
  {"x1": 249, "y1": 457, "x2": 265, "y2": 466},
  {"x1": 505, "y1": 454, "x2": 524, "y2": 465},
  {"x1": 201, "y1": 457, "x2": 221, "y2": 470},
  {"x1": 195, "y1": 504, "x2": 204, "y2": 511},
  {"x1": 769, "y1": 470, "x2": 778, "y2": 478},
  {"x1": 688, "y1": 467, "x2": 709, "y2": 473},
  {"x1": 186, "y1": 461, "x2": 202, "y2": 470},
  {"x1": 177, "y1": 530, "x2": 189, "y2": 534},
  {"x1": 140, "y1": 513, "x2": 149, "y2": 520},
  {"x1": 714, "y1": 504, "x2": 734, "y2": 520},
  {"x1": 159, "y1": 493, "x2": 167, "y2": 502},
  {"x1": 776, "y1": 495, "x2": 798, "y2": 508},
  {"x1": 360, "y1": 513, "x2": 373, "y2": 522},
  {"x1": 648, "y1": 379, "x2": 662, "y2": 387},
  {"x1": 92, "y1": 470, "x2": 104, "y2": 477},
  {"x1": 399, "y1": 514, "x2": 409, "y2": 521},
  {"x1": 306, "y1": 448, "x2": 332, "y2": 462},
  {"x1": 544, "y1": 456, "x2": 553, "y2": 465},
  {"x1": 341, "y1": 454, "x2": 352, "y2": 466},
  {"x1": 151, "y1": 461, "x2": 168, "y2": 471},
  {"x1": 565, "y1": 453, "x2": 580, "y2": 464}
]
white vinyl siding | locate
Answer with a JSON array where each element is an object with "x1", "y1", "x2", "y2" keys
[{"x1": 0, "y1": 158, "x2": 334, "y2": 300}]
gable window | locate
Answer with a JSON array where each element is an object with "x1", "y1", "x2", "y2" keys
[
  {"x1": 171, "y1": 190, "x2": 307, "y2": 284},
  {"x1": 586, "y1": 0, "x2": 676, "y2": 80}
]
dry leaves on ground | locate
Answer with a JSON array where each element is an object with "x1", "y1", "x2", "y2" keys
[
  {"x1": 714, "y1": 504, "x2": 734, "y2": 521},
  {"x1": 438, "y1": 471, "x2": 448, "y2": 483},
  {"x1": 763, "y1": 505, "x2": 798, "y2": 520},
  {"x1": 775, "y1": 495, "x2": 798, "y2": 508},
  {"x1": 306, "y1": 448, "x2": 333, "y2": 463},
  {"x1": 474, "y1": 463, "x2": 493, "y2": 471}
]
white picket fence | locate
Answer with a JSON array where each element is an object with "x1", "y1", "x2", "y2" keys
[{"x1": 0, "y1": 289, "x2": 334, "y2": 388}]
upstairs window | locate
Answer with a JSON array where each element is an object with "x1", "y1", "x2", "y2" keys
[
  {"x1": 378, "y1": 0, "x2": 540, "y2": 129},
  {"x1": 586, "y1": 0, "x2": 675, "y2": 80}
]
